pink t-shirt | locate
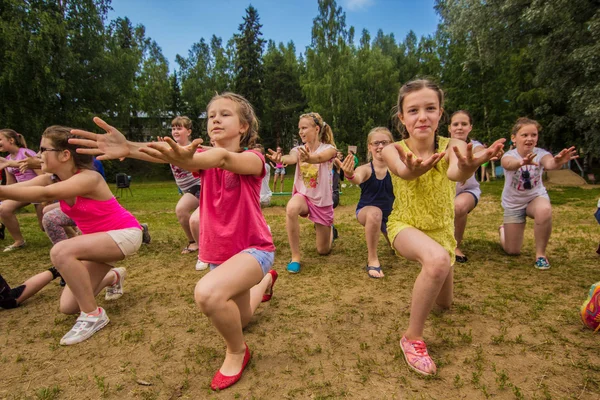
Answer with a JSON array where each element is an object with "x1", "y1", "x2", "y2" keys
[
  {"x1": 6, "y1": 148, "x2": 38, "y2": 182},
  {"x1": 195, "y1": 149, "x2": 275, "y2": 264},
  {"x1": 292, "y1": 143, "x2": 335, "y2": 207},
  {"x1": 60, "y1": 196, "x2": 141, "y2": 235}
]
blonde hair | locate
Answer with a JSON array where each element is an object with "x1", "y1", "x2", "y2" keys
[
  {"x1": 511, "y1": 117, "x2": 542, "y2": 136},
  {"x1": 299, "y1": 112, "x2": 336, "y2": 147},
  {"x1": 171, "y1": 116, "x2": 193, "y2": 130},
  {"x1": 366, "y1": 127, "x2": 394, "y2": 161},
  {"x1": 207, "y1": 92, "x2": 259, "y2": 150},
  {"x1": 42, "y1": 126, "x2": 94, "y2": 170},
  {"x1": 0, "y1": 129, "x2": 28, "y2": 148}
]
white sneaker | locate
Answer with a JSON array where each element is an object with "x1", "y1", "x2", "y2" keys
[
  {"x1": 195, "y1": 259, "x2": 208, "y2": 271},
  {"x1": 105, "y1": 267, "x2": 126, "y2": 301},
  {"x1": 60, "y1": 307, "x2": 109, "y2": 345}
]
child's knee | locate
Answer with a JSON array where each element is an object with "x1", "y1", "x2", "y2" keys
[
  {"x1": 423, "y1": 252, "x2": 451, "y2": 279},
  {"x1": 194, "y1": 282, "x2": 220, "y2": 314}
]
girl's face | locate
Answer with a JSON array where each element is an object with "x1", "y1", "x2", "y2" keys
[
  {"x1": 207, "y1": 98, "x2": 247, "y2": 147},
  {"x1": 298, "y1": 117, "x2": 320, "y2": 144},
  {"x1": 171, "y1": 125, "x2": 192, "y2": 145},
  {"x1": 399, "y1": 88, "x2": 443, "y2": 141},
  {"x1": 0, "y1": 133, "x2": 15, "y2": 153},
  {"x1": 38, "y1": 137, "x2": 63, "y2": 173},
  {"x1": 448, "y1": 113, "x2": 472, "y2": 142},
  {"x1": 337, "y1": 151, "x2": 344, "y2": 160},
  {"x1": 369, "y1": 132, "x2": 392, "y2": 161},
  {"x1": 512, "y1": 124, "x2": 539, "y2": 153}
]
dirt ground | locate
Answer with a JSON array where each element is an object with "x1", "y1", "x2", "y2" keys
[{"x1": 1, "y1": 187, "x2": 599, "y2": 399}]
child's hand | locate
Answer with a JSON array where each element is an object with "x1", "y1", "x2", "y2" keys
[
  {"x1": 69, "y1": 117, "x2": 130, "y2": 160},
  {"x1": 520, "y1": 152, "x2": 538, "y2": 167},
  {"x1": 396, "y1": 143, "x2": 445, "y2": 174},
  {"x1": 553, "y1": 146, "x2": 578, "y2": 166},
  {"x1": 454, "y1": 138, "x2": 505, "y2": 169},
  {"x1": 334, "y1": 153, "x2": 355, "y2": 178},
  {"x1": 298, "y1": 146, "x2": 312, "y2": 163},
  {"x1": 140, "y1": 137, "x2": 202, "y2": 170},
  {"x1": 266, "y1": 148, "x2": 282, "y2": 163},
  {"x1": 0, "y1": 156, "x2": 10, "y2": 170},
  {"x1": 18, "y1": 154, "x2": 41, "y2": 173}
]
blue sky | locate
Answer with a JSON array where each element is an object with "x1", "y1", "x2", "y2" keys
[{"x1": 108, "y1": 0, "x2": 440, "y2": 71}]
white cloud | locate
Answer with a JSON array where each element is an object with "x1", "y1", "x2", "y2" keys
[{"x1": 344, "y1": 0, "x2": 375, "y2": 12}]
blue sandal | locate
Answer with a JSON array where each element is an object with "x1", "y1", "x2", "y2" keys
[
  {"x1": 366, "y1": 265, "x2": 383, "y2": 279},
  {"x1": 287, "y1": 261, "x2": 301, "y2": 273}
]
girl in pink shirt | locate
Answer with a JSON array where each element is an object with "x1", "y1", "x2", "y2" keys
[
  {"x1": 268, "y1": 112, "x2": 337, "y2": 273},
  {"x1": 0, "y1": 129, "x2": 44, "y2": 251},
  {"x1": 70, "y1": 93, "x2": 277, "y2": 391},
  {"x1": 0, "y1": 126, "x2": 141, "y2": 345}
]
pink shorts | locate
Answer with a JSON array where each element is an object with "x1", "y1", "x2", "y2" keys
[{"x1": 295, "y1": 193, "x2": 334, "y2": 226}]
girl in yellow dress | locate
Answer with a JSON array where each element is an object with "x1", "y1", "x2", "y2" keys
[{"x1": 382, "y1": 79, "x2": 504, "y2": 376}]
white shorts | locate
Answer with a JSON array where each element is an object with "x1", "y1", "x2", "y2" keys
[{"x1": 107, "y1": 228, "x2": 143, "y2": 257}]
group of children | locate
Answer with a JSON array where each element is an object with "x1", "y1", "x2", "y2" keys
[{"x1": 0, "y1": 79, "x2": 595, "y2": 389}]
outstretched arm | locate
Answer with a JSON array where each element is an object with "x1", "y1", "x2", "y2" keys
[
  {"x1": 141, "y1": 138, "x2": 264, "y2": 176},
  {"x1": 298, "y1": 146, "x2": 337, "y2": 164},
  {"x1": 0, "y1": 174, "x2": 62, "y2": 202},
  {"x1": 502, "y1": 151, "x2": 538, "y2": 171},
  {"x1": 448, "y1": 138, "x2": 505, "y2": 182},
  {"x1": 540, "y1": 147, "x2": 578, "y2": 170},
  {"x1": 381, "y1": 142, "x2": 445, "y2": 180},
  {"x1": 334, "y1": 154, "x2": 369, "y2": 184},
  {"x1": 69, "y1": 117, "x2": 171, "y2": 163},
  {"x1": 267, "y1": 148, "x2": 298, "y2": 166}
]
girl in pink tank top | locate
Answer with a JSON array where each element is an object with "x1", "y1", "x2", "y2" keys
[
  {"x1": 70, "y1": 93, "x2": 277, "y2": 391},
  {"x1": 0, "y1": 126, "x2": 142, "y2": 346}
]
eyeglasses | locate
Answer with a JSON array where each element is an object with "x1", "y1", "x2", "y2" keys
[
  {"x1": 522, "y1": 169, "x2": 532, "y2": 190},
  {"x1": 39, "y1": 147, "x2": 61, "y2": 153},
  {"x1": 370, "y1": 140, "x2": 391, "y2": 147}
]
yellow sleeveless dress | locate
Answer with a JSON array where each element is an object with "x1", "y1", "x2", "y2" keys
[{"x1": 386, "y1": 136, "x2": 457, "y2": 264}]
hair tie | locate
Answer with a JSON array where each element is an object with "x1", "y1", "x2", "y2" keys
[{"x1": 323, "y1": 122, "x2": 328, "y2": 128}]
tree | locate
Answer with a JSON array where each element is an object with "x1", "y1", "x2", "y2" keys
[{"x1": 234, "y1": 5, "x2": 265, "y2": 117}]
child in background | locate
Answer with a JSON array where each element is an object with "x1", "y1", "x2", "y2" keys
[
  {"x1": 448, "y1": 110, "x2": 485, "y2": 263},
  {"x1": 268, "y1": 112, "x2": 338, "y2": 274},
  {"x1": 0, "y1": 126, "x2": 139, "y2": 344},
  {"x1": 254, "y1": 144, "x2": 272, "y2": 207},
  {"x1": 272, "y1": 146, "x2": 287, "y2": 192},
  {"x1": 382, "y1": 79, "x2": 504, "y2": 376},
  {"x1": 499, "y1": 117, "x2": 577, "y2": 270},
  {"x1": 169, "y1": 116, "x2": 201, "y2": 255},
  {"x1": 0, "y1": 129, "x2": 44, "y2": 251},
  {"x1": 70, "y1": 92, "x2": 277, "y2": 391},
  {"x1": 336, "y1": 127, "x2": 395, "y2": 278}
]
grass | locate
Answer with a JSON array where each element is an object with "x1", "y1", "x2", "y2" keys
[{"x1": 0, "y1": 179, "x2": 599, "y2": 399}]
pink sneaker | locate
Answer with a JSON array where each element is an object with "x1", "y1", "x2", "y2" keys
[{"x1": 400, "y1": 336, "x2": 437, "y2": 376}]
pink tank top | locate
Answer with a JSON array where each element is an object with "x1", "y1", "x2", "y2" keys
[{"x1": 60, "y1": 197, "x2": 140, "y2": 235}]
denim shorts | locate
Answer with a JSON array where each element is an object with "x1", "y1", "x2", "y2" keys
[
  {"x1": 503, "y1": 207, "x2": 527, "y2": 224},
  {"x1": 209, "y1": 248, "x2": 275, "y2": 276}
]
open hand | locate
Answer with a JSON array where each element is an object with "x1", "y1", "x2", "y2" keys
[
  {"x1": 297, "y1": 146, "x2": 311, "y2": 163},
  {"x1": 520, "y1": 152, "x2": 538, "y2": 167},
  {"x1": 266, "y1": 148, "x2": 282, "y2": 163},
  {"x1": 139, "y1": 137, "x2": 203, "y2": 170},
  {"x1": 553, "y1": 146, "x2": 578, "y2": 166},
  {"x1": 454, "y1": 138, "x2": 506, "y2": 170},
  {"x1": 69, "y1": 117, "x2": 130, "y2": 160},
  {"x1": 396, "y1": 143, "x2": 445, "y2": 174},
  {"x1": 334, "y1": 152, "x2": 356, "y2": 178},
  {"x1": 18, "y1": 154, "x2": 41, "y2": 173}
]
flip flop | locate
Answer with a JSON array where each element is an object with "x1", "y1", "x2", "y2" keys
[
  {"x1": 181, "y1": 241, "x2": 198, "y2": 254},
  {"x1": 455, "y1": 255, "x2": 468, "y2": 263},
  {"x1": 366, "y1": 265, "x2": 383, "y2": 279},
  {"x1": 3, "y1": 241, "x2": 26, "y2": 252}
]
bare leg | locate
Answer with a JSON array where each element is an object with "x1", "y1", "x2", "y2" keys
[
  {"x1": 194, "y1": 253, "x2": 265, "y2": 376},
  {"x1": 286, "y1": 194, "x2": 309, "y2": 262},
  {"x1": 499, "y1": 222, "x2": 526, "y2": 255},
  {"x1": 53, "y1": 233, "x2": 124, "y2": 314},
  {"x1": 315, "y1": 223, "x2": 333, "y2": 255},
  {"x1": 357, "y1": 206, "x2": 384, "y2": 277},
  {"x1": 0, "y1": 199, "x2": 28, "y2": 245},
  {"x1": 280, "y1": 175, "x2": 285, "y2": 192},
  {"x1": 189, "y1": 207, "x2": 200, "y2": 245},
  {"x1": 454, "y1": 193, "x2": 476, "y2": 258},
  {"x1": 526, "y1": 197, "x2": 552, "y2": 259},
  {"x1": 176, "y1": 193, "x2": 199, "y2": 251},
  {"x1": 393, "y1": 228, "x2": 452, "y2": 340},
  {"x1": 16, "y1": 270, "x2": 55, "y2": 304}
]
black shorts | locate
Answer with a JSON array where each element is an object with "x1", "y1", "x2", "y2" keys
[{"x1": 182, "y1": 185, "x2": 201, "y2": 199}]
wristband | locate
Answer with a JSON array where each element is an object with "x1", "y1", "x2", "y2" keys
[{"x1": 345, "y1": 173, "x2": 355, "y2": 180}]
